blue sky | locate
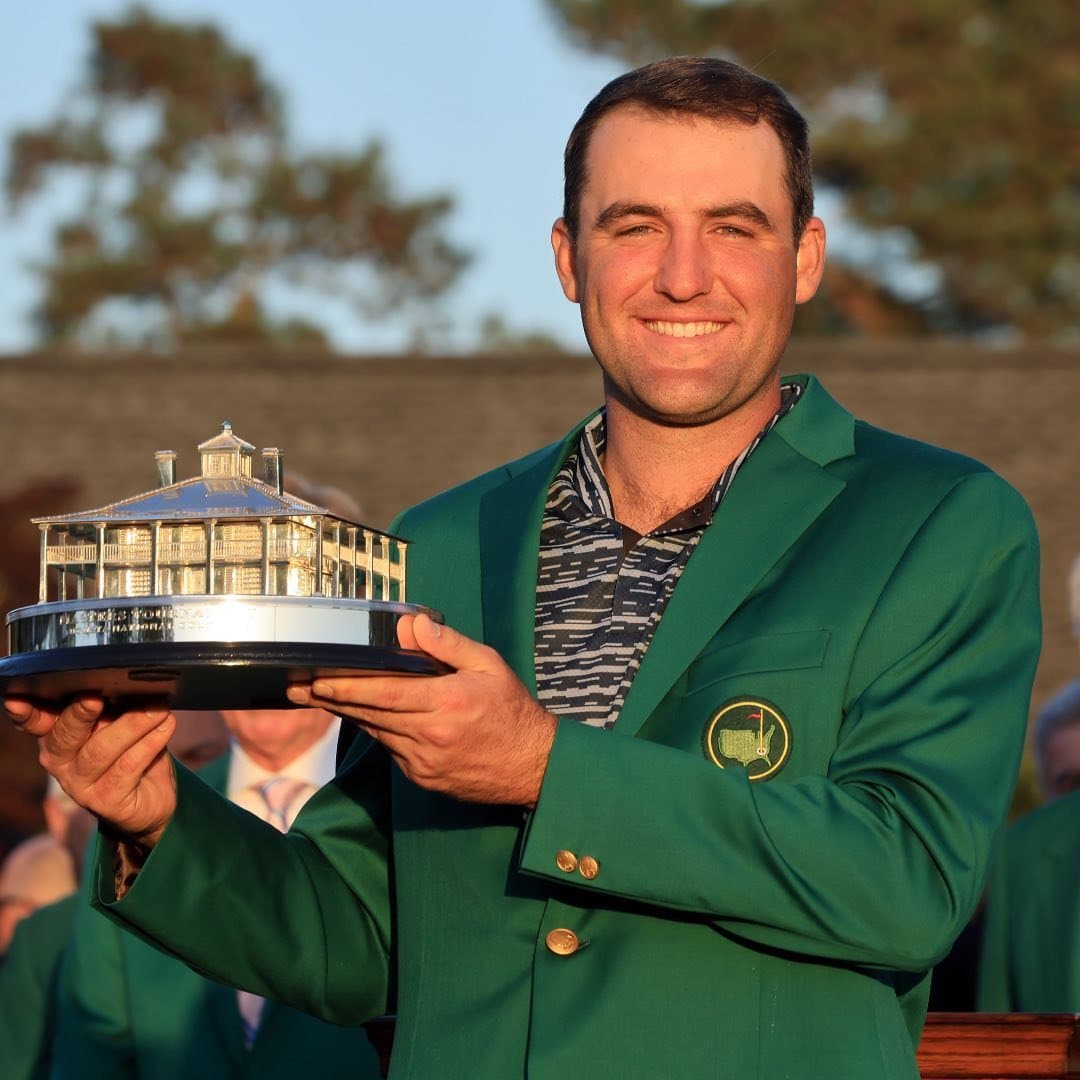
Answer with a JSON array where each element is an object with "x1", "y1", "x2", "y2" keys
[{"x1": 0, "y1": 1, "x2": 628, "y2": 353}]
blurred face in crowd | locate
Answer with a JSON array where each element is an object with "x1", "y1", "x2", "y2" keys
[
  {"x1": 1038, "y1": 722, "x2": 1080, "y2": 801},
  {"x1": 169, "y1": 710, "x2": 230, "y2": 771},
  {"x1": 551, "y1": 106, "x2": 825, "y2": 433},
  {"x1": 220, "y1": 708, "x2": 336, "y2": 772}
]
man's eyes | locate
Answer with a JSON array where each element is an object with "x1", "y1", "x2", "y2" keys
[{"x1": 613, "y1": 222, "x2": 753, "y2": 238}]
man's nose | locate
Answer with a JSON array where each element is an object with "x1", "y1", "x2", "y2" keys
[{"x1": 653, "y1": 230, "x2": 712, "y2": 301}]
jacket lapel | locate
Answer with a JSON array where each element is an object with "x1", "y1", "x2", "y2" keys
[{"x1": 614, "y1": 376, "x2": 855, "y2": 736}]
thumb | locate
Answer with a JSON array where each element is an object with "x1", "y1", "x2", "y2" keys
[{"x1": 411, "y1": 613, "x2": 492, "y2": 673}]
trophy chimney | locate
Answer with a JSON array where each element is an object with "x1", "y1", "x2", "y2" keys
[
  {"x1": 154, "y1": 450, "x2": 177, "y2": 488},
  {"x1": 262, "y1": 448, "x2": 284, "y2": 494}
]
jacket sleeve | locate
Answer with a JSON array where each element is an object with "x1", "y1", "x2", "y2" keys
[
  {"x1": 88, "y1": 734, "x2": 394, "y2": 1026},
  {"x1": 51, "y1": 886, "x2": 137, "y2": 1079},
  {"x1": 519, "y1": 472, "x2": 1041, "y2": 972}
]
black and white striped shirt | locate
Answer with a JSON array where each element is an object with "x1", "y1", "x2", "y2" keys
[{"x1": 534, "y1": 383, "x2": 802, "y2": 729}]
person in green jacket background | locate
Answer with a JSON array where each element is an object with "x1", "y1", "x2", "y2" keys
[
  {"x1": 977, "y1": 683, "x2": 1080, "y2": 1013},
  {"x1": 6, "y1": 57, "x2": 1041, "y2": 1079},
  {"x1": 49, "y1": 707, "x2": 383, "y2": 1079}
]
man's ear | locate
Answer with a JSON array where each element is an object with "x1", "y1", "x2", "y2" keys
[
  {"x1": 794, "y1": 216, "x2": 827, "y2": 305},
  {"x1": 551, "y1": 218, "x2": 580, "y2": 303}
]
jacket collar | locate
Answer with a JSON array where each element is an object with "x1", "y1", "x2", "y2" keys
[{"x1": 478, "y1": 376, "x2": 855, "y2": 732}]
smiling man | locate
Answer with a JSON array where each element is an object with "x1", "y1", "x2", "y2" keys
[{"x1": 5, "y1": 58, "x2": 1041, "y2": 1079}]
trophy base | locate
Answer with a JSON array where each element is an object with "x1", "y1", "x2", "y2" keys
[
  {"x1": 0, "y1": 641, "x2": 448, "y2": 710},
  {"x1": 1, "y1": 595, "x2": 448, "y2": 710}
]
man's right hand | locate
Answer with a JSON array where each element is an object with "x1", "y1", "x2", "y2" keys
[{"x1": 3, "y1": 695, "x2": 178, "y2": 849}]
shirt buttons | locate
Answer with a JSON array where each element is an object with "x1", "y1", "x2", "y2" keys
[
  {"x1": 545, "y1": 928, "x2": 580, "y2": 956},
  {"x1": 578, "y1": 855, "x2": 600, "y2": 880},
  {"x1": 555, "y1": 849, "x2": 578, "y2": 873}
]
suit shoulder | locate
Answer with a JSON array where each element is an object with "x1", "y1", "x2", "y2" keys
[
  {"x1": 392, "y1": 435, "x2": 568, "y2": 536},
  {"x1": 1005, "y1": 789, "x2": 1080, "y2": 853},
  {"x1": 852, "y1": 420, "x2": 1033, "y2": 520}
]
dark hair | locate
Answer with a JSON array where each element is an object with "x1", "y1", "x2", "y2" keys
[{"x1": 563, "y1": 56, "x2": 814, "y2": 243}]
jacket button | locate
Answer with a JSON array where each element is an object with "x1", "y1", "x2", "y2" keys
[
  {"x1": 578, "y1": 855, "x2": 600, "y2": 880},
  {"x1": 555, "y1": 849, "x2": 578, "y2": 873},
  {"x1": 545, "y1": 928, "x2": 580, "y2": 956}
]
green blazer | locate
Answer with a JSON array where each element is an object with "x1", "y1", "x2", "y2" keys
[
  {"x1": 977, "y1": 787, "x2": 1080, "y2": 1012},
  {"x1": 0, "y1": 893, "x2": 78, "y2": 1080},
  {"x1": 57, "y1": 754, "x2": 381, "y2": 1079},
  {"x1": 94, "y1": 375, "x2": 1041, "y2": 1079}
]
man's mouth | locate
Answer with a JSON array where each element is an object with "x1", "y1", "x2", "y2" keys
[{"x1": 643, "y1": 320, "x2": 726, "y2": 338}]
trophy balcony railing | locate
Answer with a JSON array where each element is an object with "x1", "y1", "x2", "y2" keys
[{"x1": 44, "y1": 539, "x2": 375, "y2": 567}]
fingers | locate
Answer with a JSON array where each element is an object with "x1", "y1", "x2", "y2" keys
[
  {"x1": 4, "y1": 697, "x2": 60, "y2": 738},
  {"x1": 39, "y1": 696, "x2": 107, "y2": 763},
  {"x1": 41, "y1": 706, "x2": 174, "y2": 792},
  {"x1": 409, "y1": 613, "x2": 495, "y2": 673},
  {"x1": 396, "y1": 613, "x2": 419, "y2": 652}
]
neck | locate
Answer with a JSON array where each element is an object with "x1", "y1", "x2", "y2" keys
[{"x1": 602, "y1": 392, "x2": 780, "y2": 535}]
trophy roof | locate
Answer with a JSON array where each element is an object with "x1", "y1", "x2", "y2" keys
[{"x1": 32, "y1": 475, "x2": 360, "y2": 526}]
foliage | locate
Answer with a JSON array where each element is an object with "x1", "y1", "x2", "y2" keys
[
  {"x1": 544, "y1": 0, "x2": 1080, "y2": 338},
  {"x1": 5, "y1": 6, "x2": 469, "y2": 349}
]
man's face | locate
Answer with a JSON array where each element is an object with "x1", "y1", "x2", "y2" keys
[
  {"x1": 220, "y1": 707, "x2": 335, "y2": 771},
  {"x1": 552, "y1": 106, "x2": 825, "y2": 430},
  {"x1": 1039, "y1": 723, "x2": 1080, "y2": 800}
]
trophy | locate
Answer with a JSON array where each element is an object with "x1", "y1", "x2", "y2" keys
[{"x1": 0, "y1": 423, "x2": 446, "y2": 709}]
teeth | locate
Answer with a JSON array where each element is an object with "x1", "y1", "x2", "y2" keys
[{"x1": 645, "y1": 320, "x2": 724, "y2": 338}]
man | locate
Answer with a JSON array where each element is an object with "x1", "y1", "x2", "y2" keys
[
  {"x1": 976, "y1": 682, "x2": 1080, "y2": 1012},
  {"x1": 5, "y1": 58, "x2": 1041, "y2": 1079},
  {"x1": 1032, "y1": 678, "x2": 1080, "y2": 801},
  {"x1": 47, "y1": 707, "x2": 383, "y2": 1078},
  {"x1": 977, "y1": 785, "x2": 1080, "y2": 1012},
  {"x1": 0, "y1": 711, "x2": 230, "y2": 1080}
]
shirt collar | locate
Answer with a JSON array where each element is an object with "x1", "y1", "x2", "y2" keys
[
  {"x1": 226, "y1": 716, "x2": 341, "y2": 798},
  {"x1": 564, "y1": 381, "x2": 804, "y2": 534}
]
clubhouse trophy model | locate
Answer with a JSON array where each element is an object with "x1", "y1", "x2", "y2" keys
[{"x1": 0, "y1": 423, "x2": 444, "y2": 709}]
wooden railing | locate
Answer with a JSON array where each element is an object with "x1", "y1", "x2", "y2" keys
[
  {"x1": 917, "y1": 1014, "x2": 1080, "y2": 1079},
  {"x1": 361, "y1": 1014, "x2": 1080, "y2": 1079}
]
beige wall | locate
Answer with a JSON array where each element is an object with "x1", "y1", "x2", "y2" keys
[{"x1": 1, "y1": 343, "x2": 1076, "y2": 797}]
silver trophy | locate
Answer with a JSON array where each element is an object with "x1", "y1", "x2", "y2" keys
[{"x1": 0, "y1": 423, "x2": 445, "y2": 709}]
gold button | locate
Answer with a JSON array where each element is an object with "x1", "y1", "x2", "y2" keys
[
  {"x1": 578, "y1": 855, "x2": 600, "y2": 880},
  {"x1": 555, "y1": 849, "x2": 578, "y2": 873},
  {"x1": 545, "y1": 928, "x2": 580, "y2": 956}
]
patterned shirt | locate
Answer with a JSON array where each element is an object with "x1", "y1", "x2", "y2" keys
[{"x1": 534, "y1": 383, "x2": 802, "y2": 729}]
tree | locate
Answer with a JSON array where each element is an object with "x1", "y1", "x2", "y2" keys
[
  {"x1": 543, "y1": 0, "x2": 1079, "y2": 338},
  {"x1": 5, "y1": 6, "x2": 469, "y2": 349}
]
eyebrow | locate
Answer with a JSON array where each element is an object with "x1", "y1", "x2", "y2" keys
[{"x1": 593, "y1": 199, "x2": 774, "y2": 232}]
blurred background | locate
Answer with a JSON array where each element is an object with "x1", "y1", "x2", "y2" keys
[{"x1": 1, "y1": 0, "x2": 1077, "y2": 849}]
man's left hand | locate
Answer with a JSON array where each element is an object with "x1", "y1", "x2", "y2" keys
[{"x1": 287, "y1": 613, "x2": 557, "y2": 807}]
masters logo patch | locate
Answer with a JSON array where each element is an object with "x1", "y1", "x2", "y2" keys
[{"x1": 702, "y1": 698, "x2": 792, "y2": 781}]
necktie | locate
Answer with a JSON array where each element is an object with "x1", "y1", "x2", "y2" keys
[{"x1": 236, "y1": 776, "x2": 315, "y2": 1048}]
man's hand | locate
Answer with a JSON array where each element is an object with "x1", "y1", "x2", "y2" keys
[
  {"x1": 3, "y1": 696, "x2": 178, "y2": 848},
  {"x1": 288, "y1": 613, "x2": 557, "y2": 808}
]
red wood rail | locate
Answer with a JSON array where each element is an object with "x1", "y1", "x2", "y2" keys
[
  {"x1": 364, "y1": 1014, "x2": 1080, "y2": 1078},
  {"x1": 917, "y1": 1014, "x2": 1080, "y2": 1079}
]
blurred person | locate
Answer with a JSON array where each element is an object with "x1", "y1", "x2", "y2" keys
[
  {"x1": 0, "y1": 712, "x2": 228, "y2": 1079},
  {"x1": 975, "y1": 681, "x2": 1080, "y2": 1012},
  {"x1": 0, "y1": 835, "x2": 75, "y2": 956},
  {"x1": 977, "y1": 786, "x2": 1080, "y2": 1012},
  {"x1": 5, "y1": 57, "x2": 1043, "y2": 1079},
  {"x1": 1032, "y1": 679, "x2": 1080, "y2": 801},
  {"x1": 48, "y1": 707, "x2": 382, "y2": 1078}
]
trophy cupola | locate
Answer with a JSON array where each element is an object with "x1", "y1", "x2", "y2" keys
[{"x1": 197, "y1": 421, "x2": 256, "y2": 478}]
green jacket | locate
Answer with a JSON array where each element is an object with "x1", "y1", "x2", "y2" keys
[
  {"x1": 977, "y1": 787, "x2": 1080, "y2": 1012},
  {"x1": 94, "y1": 375, "x2": 1041, "y2": 1079},
  {"x1": 57, "y1": 753, "x2": 381, "y2": 1079},
  {"x1": 0, "y1": 893, "x2": 78, "y2": 1080}
]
